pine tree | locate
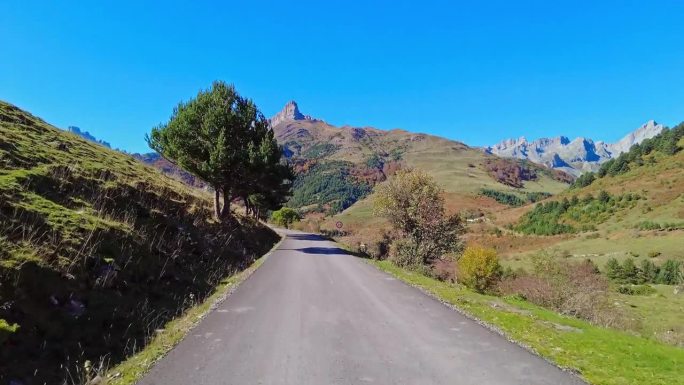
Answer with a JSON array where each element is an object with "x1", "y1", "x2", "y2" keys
[
  {"x1": 148, "y1": 81, "x2": 292, "y2": 220},
  {"x1": 621, "y1": 258, "x2": 639, "y2": 284},
  {"x1": 638, "y1": 259, "x2": 658, "y2": 284},
  {"x1": 657, "y1": 260, "x2": 683, "y2": 285},
  {"x1": 604, "y1": 258, "x2": 623, "y2": 281}
]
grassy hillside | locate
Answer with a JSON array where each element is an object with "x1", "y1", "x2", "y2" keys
[
  {"x1": 469, "y1": 128, "x2": 684, "y2": 347},
  {"x1": 275, "y1": 118, "x2": 571, "y2": 218},
  {"x1": 0, "y1": 101, "x2": 279, "y2": 384},
  {"x1": 372, "y1": 260, "x2": 684, "y2": 385}
]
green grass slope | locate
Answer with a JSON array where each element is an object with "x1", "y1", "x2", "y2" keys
[
  {"x1": 485, "y1": 128, "x2": 684, "y2": 347},
  {"x1": 372, "y1": 260, "x2": 684, "y2": 385},
  {"x1": 0, "y1": 100, "x2": 279, "y2": 384}
]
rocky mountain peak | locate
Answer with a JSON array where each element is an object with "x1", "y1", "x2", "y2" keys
[
  {"x1": 486, "y1": 121, "x2": 664, "y2": 176},
  {"x1": 270, "y1": 100, "x2": 318, "y2": 127},
  {"x1": 67, "y1": 126, "x2": 111, "y2": 148},
  {"x1": 611, "y1": 120, "x2": 663, "y2": 154}
]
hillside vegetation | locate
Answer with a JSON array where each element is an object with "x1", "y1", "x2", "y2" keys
[
  {"x1": 0, "y1": 101, "x2": 279, "y2": 384},
  {"x1": 513, "y1": 122, "x2": 684, "y2": 237},
  {"x1": 273, "y1": 113, "x2": 572, "y2": 217},
  {"x1": 476, "y1": 123, "x2": 684, "y2": 347}
]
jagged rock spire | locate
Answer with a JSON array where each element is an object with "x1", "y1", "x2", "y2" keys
[{"x1": 270, "y1": 101, "x2": 317, "y2": 126}]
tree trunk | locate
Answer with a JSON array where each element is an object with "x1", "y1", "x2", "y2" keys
[
  {"x1": 220, "y1": 188, "x2": 231, "y2": 218},
  {"x1": 213, "y1": 188, "x2": 222, "y2": 220}
]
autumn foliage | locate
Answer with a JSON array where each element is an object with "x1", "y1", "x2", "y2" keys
[{"x1": 456, "y1": 246, "x2": 501, "y2": 292}]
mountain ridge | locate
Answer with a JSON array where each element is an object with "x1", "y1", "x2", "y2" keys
[
  {"x1": 485, "y1": 120, "x2": 664, "y2": 176},
  {"x1": 67, "y1": 125, "x2": 112, "y2": 148},
  {"x1": 268, "y1": 100, "x2": 572, "y2": 215}
]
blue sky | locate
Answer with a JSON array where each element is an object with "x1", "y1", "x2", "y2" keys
[{"x1": 1, "y1": 1, "x2": 683, "y2": 153}]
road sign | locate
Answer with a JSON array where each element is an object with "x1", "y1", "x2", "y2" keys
[{"x1": 335, "y1": 221, "x2": 343, "y2": 229}]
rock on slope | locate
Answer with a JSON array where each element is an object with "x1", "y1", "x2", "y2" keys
[{"x1": 486, "y1": 120, "x2": 664, "y2": 176}]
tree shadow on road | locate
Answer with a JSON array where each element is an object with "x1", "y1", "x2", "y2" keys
[
  {"x1": 285, "y1": 246, "x2": 370, "y2": 259},
  {"x1": 287, "y1": 234, "x2": 327, "y2": 241},
  {"x1": 295, "y1": 247, "x2": 347, "y2": 255}
]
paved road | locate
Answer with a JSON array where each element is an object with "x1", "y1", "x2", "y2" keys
[{"x1": 138, "y1": 230, "x2": 584, "y2": 385}]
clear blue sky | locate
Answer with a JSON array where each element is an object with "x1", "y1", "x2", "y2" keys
[{"x1": 2, "y1": 1, "x2": 683, "y2": 153}]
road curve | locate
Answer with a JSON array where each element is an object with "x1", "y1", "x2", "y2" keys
[{"x1": 137, "y1": 230, "x2": 584, "y2": 385}]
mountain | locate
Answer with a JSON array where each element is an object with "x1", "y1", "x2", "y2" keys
[
  {"x1": 269, "y1": 101, "x2": 572, "y2": 216},
  {"x1": 269, "y1": 100, "x2": 319, "y2": 127},
  {"x1": 485, "y1": 120, "x2": 664, "y2": 176},
  {"x1": 62, "y1": 126, "x2": 206, "y2": 188},
  {"x1": 0, "y1": 100, "x2": 278, "y2": 383},
  {"x1": 133, "y1": 152, "x2": 206, "y2": 188},
  {"x1": 67, "y1": 125, "x2": 112, "y2": 148}
]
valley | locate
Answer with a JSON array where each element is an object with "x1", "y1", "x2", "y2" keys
[
  {"x1": 1, "y1": 97, "x2": 682, "y2": 385},
  {"x1": 4, "y1": 4, "x2": 684, "y2": 385}
]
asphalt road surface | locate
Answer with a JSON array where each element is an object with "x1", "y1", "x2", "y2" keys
[{"x1": 138, "y1": 230, "x2": 584, "y2": 385}]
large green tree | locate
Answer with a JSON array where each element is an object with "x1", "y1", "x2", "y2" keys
[
  {"x1": 147, "y1": 81, "x2": 292, "y2": 220},
  {"x1": 232, "y1": 102, "x2": 294, "y2": 219}
]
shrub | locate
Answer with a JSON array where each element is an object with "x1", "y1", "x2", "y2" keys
[
  {"x1": 617, "y1": 284, "x2": 657, "y2": 296},
  {"x1": 352, "y1": 230, "x2": 392, "y2": 260},
  {"x1": 374, "y1": 168, "x2": 465, "y2": 266},
  {"x1": 656, "y1": 259, "x2": 683, "y2": 285},
  {"x1": 388, "y1": 238, "x2": 423, "y2": 268},
  {"x1": 498, "y1": 252, "x2": 617, "y2": 326},
  {"x1": 638, "y1": 259, "x2": 659, "y2": 283},
  {"x1": 456, "y1": 246, "x2": 501, "y2": 293},
  {"x1": 648, "y1": 250, "x2": 662, "y2": 258},
  {"x1": 621, "y1": 258, "x2": 639, "y2": 284},
  {"x1": 501, "y1": 265, "x2": 518, "y2": 279},
  {"x1": 604, "y1": 258, "x2": 623, "y2": 281},
  {"x1": 479, "y1": 188, "x2": 526, "y2": 206},
  {"x1": 270, "y1": 207, "x2": 301, "y2": 229},
  {"x1": 570, "y1": 172, "x2": 595, "y2": 189},
  {"x1": 514, "y1": 191, "x2": 639, "y2": 236},
  {"x1": 635, "y1": 221, "x2": 662, "y2": 230}
]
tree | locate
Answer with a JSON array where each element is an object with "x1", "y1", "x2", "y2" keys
[
  {"x1": 456, "y1": 246, "x2": 501, "y2": 293},
  {"x1": 373, "y1": 168, "x2": 464, "y2": 265},
  {"x1": 234, "y1": 108, "x2": 294, "y2": 218},
  {"x1": 148, "y1": 81, "x2": 250, "y2": 219},
  {"x1": 270, "y1": 207, "x2": 301, "y2": 229},
  {"x1": 656, "y1": 260, "x2": 683, "y2": 285},
  {"x1": 597, "y1": 190, "x2": 611, "y2": 204},
  {"x1": 638, "y1": 259, "x2": 658, "y2": 283},
  {"x1": 621, "y1": 258, "x2": 639, "y2": 284},
  {"x1": 148, "y1": 81, "x2": 292, "y2": 220},
  {"x1": 571, "y1": 172, "x2": 595, "y2": 189},
  {"x1": 604, "y1": 258, "x2": 623, "y2": 281}
]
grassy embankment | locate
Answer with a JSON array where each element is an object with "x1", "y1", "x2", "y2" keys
[
  {"x1": 107, "y1": 235, "x2": 283, "y2": 384},
  {"x1": 0, "y1": 100, "x2": 279, "y2": 384},
  {"x1": 370, "y1": 260, "x2": 684, "y2": 385}
]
